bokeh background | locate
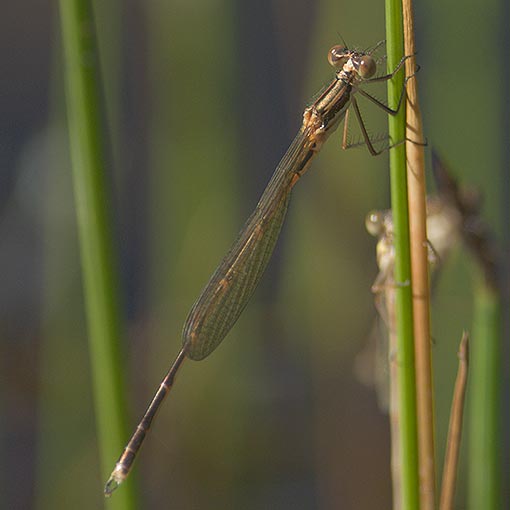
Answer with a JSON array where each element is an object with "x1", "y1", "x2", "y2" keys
[{"x1": 2, "y1": 0, "x2": 508, "y2": 509}]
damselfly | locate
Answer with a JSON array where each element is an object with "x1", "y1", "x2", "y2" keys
[
  {"x1": 105, "y1": 41, "x2": 413, "y2": 496},
  {"x1": 359, "y1": 193, "x2": 462, "y2": 409},
  {"x1": 361, "y1": 196, "x2": 461, "y2": 508}
]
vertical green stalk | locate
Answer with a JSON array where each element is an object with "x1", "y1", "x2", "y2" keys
[
  {"x1": 58, "y1": 2, "x2": 135, "y2": 508},
  {"x1": 468, "y1": 281, "x2": 501, "y2": 510},
  {"x1": 385, "y1": 1, "x2": 420, "y2": 508}
]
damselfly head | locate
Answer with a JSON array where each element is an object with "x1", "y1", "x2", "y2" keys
[
  {"x1": 365, "y1": 210, "x2": 388, "y2": 237},
  {"x1": 328, "y1": 46, "x2": 377, "y2": 80}
]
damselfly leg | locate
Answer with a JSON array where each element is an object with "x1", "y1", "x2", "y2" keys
[{"x1": 342, "y1": 54, "x2": 417, "y2": 155}]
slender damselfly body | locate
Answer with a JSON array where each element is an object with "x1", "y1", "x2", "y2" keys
[{"x1": 105, "y1": 41, "x2": 413, "y2": 496}]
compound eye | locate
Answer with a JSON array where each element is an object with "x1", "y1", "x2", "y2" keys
[
  {"x1": 358, "y1": 55, "x2": 376, "y2": 79},
  {"x1": 328, "y1": 45, "x2": 349, "y2": 69},
  {"x1": 365, "y1": 211, "x2": 384, "y2": 237}
]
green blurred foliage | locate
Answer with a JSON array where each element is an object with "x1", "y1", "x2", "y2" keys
[{"x1": 1, "y1": 0, "x2": 506, "y2": 509}]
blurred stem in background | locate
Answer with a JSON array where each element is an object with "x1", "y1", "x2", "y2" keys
[
  {"x1": 468, "y1": 281, "x2": 502, "y2": 510},
  {"x1": 465, "y1": 0, "x2": 507, "y2": 505},
  {"x1": 58, "y1": 1, "x2": 136, "y2": 508}
]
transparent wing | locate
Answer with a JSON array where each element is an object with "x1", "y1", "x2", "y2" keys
[{"x1": 183, "y1": 131, "x2": 313, "y2": 360}]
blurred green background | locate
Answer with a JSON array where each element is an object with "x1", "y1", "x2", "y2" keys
[{"x1": 2, "y1": 0, "x2": 507, "y2": 509}]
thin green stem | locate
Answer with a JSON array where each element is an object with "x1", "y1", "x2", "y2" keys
[
  {"x1": 58, "y1": 1, "x2": 135, "y2": 507},
  {"x1": 468, "y1": 282, "x2": 502, "y2": 510},
  {"x1": 385, "y1": 1, "x2": 420, "y2": 509}
]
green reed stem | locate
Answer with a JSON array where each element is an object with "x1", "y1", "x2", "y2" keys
[
  {"x1": 58, "y1": 1, "x2": 135, "y2": 508},
  {"x1": 385, "y1": 1, "x2": 420, "y2": 508},
  {"x1": 468, "y1": 281, "x2": 502, "y2": 510}
]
